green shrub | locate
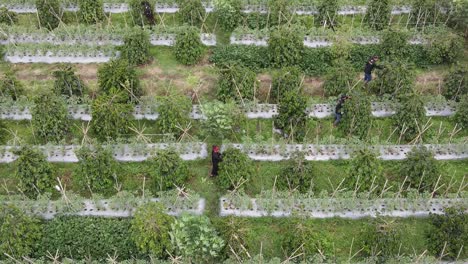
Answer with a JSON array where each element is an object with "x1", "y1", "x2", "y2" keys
[
  {"x1": 39, "y1": 216, "x2": 139, "y2": 260},
  {"x1": 323, "y1": 60, "x2": 356, "y2": 97},
  {"x1": 339, "y1": 91, "x2": 372, "y2": 140},
  {"x1": 300, "y1": 47, "x2": 333, "y2": 75},
  {"x1": 209, "y1": 45, "x2": 269, "y2": 71},
  {"x1": 0, "y1": 70, "x2": 24, "y2": 100},
  {"x1": 78, "y1": 0, "x2": 104, "y2": 24},
  {"x1": 447, "y1": 0, "x2": 468, "y2": 37},
  {"x1": 443, "y1": 66, "x2": 467, "y2": 102},
  {"x1": 243, "y1": 12, "x2": 268, "y2": 29},
  {"x1": 213, "y1": 0, "x2": 242, "y2": 31},
  {"x1": 170, "y1": 214, "x2": 224, "y2": 263},
  {"x1": 400, "y1": 145, "x2": 440, "y2": 192},
  {"x1": 268, "y1": 0, "x2": 294, "y2": 27},
  {"x1": 0, "y1": 204, "x2": 42, "y2": 259},
  {"x1": 365, "y1": 0, "x2": 391, "y2": 30},
  {"x1": 177, "y1": 0, "x2": 206, "y2": 26},
  {"x1": 36, "y1": 0, "x2": 61, "y2": 30},
  {"x1": 271, "y1": 66, "x2": 302, "y2": 103},
  {"x1": 53, "y1": 65, "x2": 87, "y2": 98},
  {"x1": 370, "y1": 60, "x2": 415, "y2": 96},
  {"x1": 151, "y1": 149, "x2": 189, "y2": 192},
  {"x1": 156, "y1": 94, "x2": 191, "y2": 137},
  {"x1": 131, "y1": 202, "x2": 174, "y2": 258},
  {"x1": 316, "y1": 0, "x2": 338, "y2": 28},
  {"x1": 0, "y1": 7, "x2": 18, "y2": 25},
  {"x1": 218, "y1": 148, "x2": 254, "y2": 190},
  {"x1": 121, "y1": 28, "x2": 151, "y2": 66},
  {"x1": 274, "y1": 90, "x2": 308, "y2": 141},
  {"x1": 217, "y1": 64, "x2": 258, "y2": 103},
  {"x1": 0, "y1": 120, "x2": 6, "y2": 144},
  {"x1": 91, "y1": 91, "x2": 133, "y2": 142},
  {"x1": 201, "y1": 101, "x2": 243, "y2": 140},
  {"x1": 380, "y1": 29, "x2": 410, "y2": 59},
  {"x1": 424, "y1": 27, "x2": 464, "y2": 64},
  {"x1": 411, "y1": 0, "x2": 444, "y2": 28},
  {"x1": 276, "y1": 152, "x2": 314, "y2": 193},
  {"x1": 454, "y1": 94, "x2": 468, "y2": 128},
  {"x1": 360, "y1": 219, "x2": 402, "y2": 261},
  {"x1": 268, "y1": 25, "x2": 304, "y2": 68},
  {"x1": 129, "y1": 0, "x2": 156, "y2": 27},
  {"x1": 31, "y1": 93, "x2": 70, "y2": 143},
  {"x1": 14, "y1": 146, "x2": 55, "y2": 199},
  {"x1": 174, "y1": 26, "x2": 204, "y2": 65},
  {"x1": 344, "y1": 149, "x2": 384, "y2": 193},
  {"x1": 97, "y1": 59, "x2": 142, "y2": 102},
  {"x1": 74, "y1": 145, "x2": 117, "y2": 195},
  {"x1": 212, "y1": 216, "x2": 250, "y2": 260},
  {"x1": 426, "y1": 207, "x2": 467, "y2": 260},
  {"x1": 393, "y1": 93, "x2": 428, "y2": 143}
]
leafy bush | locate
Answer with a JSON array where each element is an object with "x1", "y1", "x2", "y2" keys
[
  {"x1": 217, "y1": 64, "x2": 258, "y2": 103},
  {"x1": 131, "y1": 202, "x2": 174, "y2": 258},
  {"x1": 36, "y1": 0, "x2": 62, "y2": 30},
  {"x1": 268, "y1": 0, "x2": 294, "y2": 27},
  {"x1": 360, "y1": 219, "x2": 402, "y2": 261},
  {"x1": 156, "y1": 94, "x2": 191, "y2": 137},
  {"x1": 400, "y1": 145, "x2": 440, "y2": 192},
  {"x1": 426, "y1": 207, "x2": 467, "y2": 260},
  {"x1": 218, "y1": 148, "x2": 254, "y2": 190},
  {"x1": 97, "y1": 59, "x2": 142, "y2": 102},
  {"x1": 174, "y1": 26, "x2": 204, "y2": 65},
  {"x1": 393, "y1": 93, "x2": 428, "y2": 143},
  {"x1": 177, "y1": 0, "x2": 206, "y2": 26},
  {"x1": 0, "y1": 121, "x2": 6, "y2": 144},
  {"x1": 268, "y1": 25, "x2": 304, "y2": 68},
  {"x1": 31, "y1": 93, "x2": 70, "y2": 143},
  {"x1": 0, "y1": 70, "x2": 24, "y2": 100},
  {"x1": 151, "y1": 149, "x2": 189, "y2": 191},
  {"x1": 454, "y1": 94, "x2": 468, "y2": 128},
  {"x1": 274, "y1": 90, "x2": 308, "y2": 141},
  {"x1": 213, "y1": 0, "x2": 242, "y2": 31},
  {"x1": 447, "y1": 0, "x2": 468, "y2": 37},
  {"x1": 53, "y1": 65, "x2": 87, "y2": 98},
  {"x1": 74, "y1": 145, "x2": 117, "y2": 195},
  {"x1": 365, "y1": 0, "x2": 391, "y2": 30},
  {"x1": 0, "y1": 204, "x2": 42, "y2": 259},
  {"x1": 443, "y1": 66, "x2": 467, "y2": 101},
  {"x1": 271, "y1": 66, "x2": 302, "y2": 103},
  {"x1": 91, "y1": 91, "x2": 133, "y2": 142},
  {"x1": 212, "y1": 216, "x2": 250, "y2": 260},
  {"x1": 339, "y1": 91, "x2": 372, "y2": 140},
  {"x1": 316, "y1": 0, "x2": 338, "y2": 28},
  {"x1": 276, "y1": 152, "x2": 314, "y2": 193},
  {"x1": 121, "y1": 28, "x2": 151, "y2": 66},
  {"x1": 39, "y1": 216, "x2": 139, "y2": 260},
  {"x1": 14, "y1": 146, "x2": 55, "y2": 199},
  {"x1": 299, "y1": 47, "x2": 334, "y2": 75},
  {"x1": 323, "y1": 60, "x2": 356, "y2": 97},
  {"x1": 78, "y1": 0, "x2": 104, "y2": 24},
  {"x1": 0, "y1": 7, "x2": 18, "y2": 25},
  {"x1": 380, "y1": 29, "x2": 410, "y2": 59},
  {"x1": 170, "y1": 214, "x2": 224, "y2": 263},
  {"x1": 129, "y1": 0, "x2": 156, "y2": 27},
  {"x1": 209, "y1": 45, "x2": 269, "y2": 71},
  {"x1": 410, "y1": 0, "x2": 444, "y2": 28},
  {"x1": 201, "y1": 101, "x2": 243, "y2": 140},
  {"x1": 370, "y1": 60, "x2": 415, "y2": 96},
  {"x1": 344, "y1": 149, "x2": 384, "y2": 193},
  {"x1": 424, "y1": 27, "x2": 464, "y2": 64}
]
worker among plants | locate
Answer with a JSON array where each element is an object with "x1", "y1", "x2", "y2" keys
[
  {"x1": 211, "y1": 145, "x2": 222, "y2": 177},
  {"x1": 141, "y1": 1, "x2": 155, "y2": 26},
  {"x1": 364, "y1": 55, "x2": 382, "y2": 85},
  {"x1": 333, "y1": 94, "x2": 351, "y2": 127}
]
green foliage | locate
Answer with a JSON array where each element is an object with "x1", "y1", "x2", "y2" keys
[
  {"x1": 447, "y1": 0, "x2": 468, "y2": 37},
  {"x1": 0, "y1": 70, "x2": 24, "y2": 100},
  {"x1": 91, "y1": 91, "x2": 133, "y2": 142},
  {"x1": 121, "y1": 28, "x2": 151, "y2": 66},
  {"x1": 393, "y1": 93, "x2": 427, "y2": 143},
  {"x1": 31, "y1": 93, "x2": 70, "y2": 143},
  {"x1": 371, "y1": 60, "x2": 415, "y2": 96},
  {"x1": 380, "y1": 29, "x2": 410, "y2": 59},
  {"x1": 274, "y1": 90, "x2": 308, "y2": 141},
  {"x1": 400, "y1": 145, "x2": 440, "y2": 192},
  {"x1": 443, "y1": 66, "x2": 467, "y2": 102},
  {"x1": 361, "y1": 219, "x2": 402, "y2": 261},
  {"x1": 454, "y1": 95, "x2": 468, "y2": 128},
  {"x1": 201, "y1": 101, "x2": 242, "y2": 140},
  {"x1": 217, "y1": 64, "x2": 258, "y2": 103},
  {"x1": 268, "y1": 0, "x2": 294, "y2": 27},
  {"x1": 209, "y1": 45, "x2": 269, "y2": 71},
  {"x1": 426, "y1": 207, "x2": 467, "y2": 260},
  {"x1": 344, "y1": 149, "x2": 384, "y2": 193},
  {"x1": 271, "y1": 66, "x2": 302, "y2": 103},
  {"x1": 299, "y1": 47, "x2": 334, "y2": 75},
  {"x1": 129, "y1": 0, "x2": 156, "y2": 27},
  {"x1": 170, "y1": 214, "x2": 224, "y2": 263},
  {"x1": 212, "y1": 217, "x2": 250, "y2": 260},
  {"x1": 339, "y1": 91, "x2": 372, "y2": 140},
  {"x1": 78, "y1": 0, "x2": 104, "y2": 24},
  {"x1": 365, "y1": 0, "x2": 391, "y2": 30},
  {"x1": 131, "y1": 202, "x2": 174, "y2": 258},
  {"x1": 151, "y1": 149, "x2": 189, "y2": 192},
  {"x1": 0, "y1": 120, "x2": 6, "y2": 144},
  {"x1": 218, "y1": 148, "x2": 254, "y2": 190},
  {"x1": 213, "y1": 0, "x2": 242, "y2": 31},
  {"x1": 276, "y1": 152, "x2": 314, "y2": 193},
  {"x1": 323, "y1": 60, "x2": 356, "y2": 97},
  {"x1": 268, "y1": 26, "x2": 304, "y2": 68},
  {"x1": 14, "y1": 146, "x2": 55, "y2": 199},
  {"x1": 174, "y1": 26, "x2": 204, "y2": 65},
  {"x1": 177, "y1": 0, "x2": 206, "y2": 26},
  {"x1": 410, "y1": 0, "x2": 444, "y2": 28},
  {"x1": 97, "y1": 59, "x2": 142, "y2": 102},
  {"x1": 36, "y1": 0, "x2": 61, "y2": 30},
  {"x1": 316, "y1": 0, "x2": 338, "y2": 28},
  {"x1": 39, "y1": 216, "x2": 139, "y2": 260},
  {"x1": 424, "y1": 26, "x2": 464, "y2": 65},
  {"x1": 0, "y1": 7, "x2": 18, "y2": 25},
  {"x1": 74, "y1": 145, "x2": 117, "y2": 195},
  {"x1": 53, "y1": 65, "x2": 87, "y2": 98},
  {"x1": 156, "y1": 94, "x2": 191, "y2": 137},
  {"x1": 0, "y1": 204, "x2": 42, "y2": 259}
]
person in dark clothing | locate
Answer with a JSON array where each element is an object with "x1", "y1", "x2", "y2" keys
[
  {"x1": 364, "y1": 56, "x2": 382, "y2": 85},
  {"x1": 211, "y1": 145, "x2": 222, "y2": 177},
  {"x1": 141, "y1": 1, "x2": 155, "y2": 26},
  {"x1": 333, "y1": 95, "x2": 350, "y2": 127}
]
